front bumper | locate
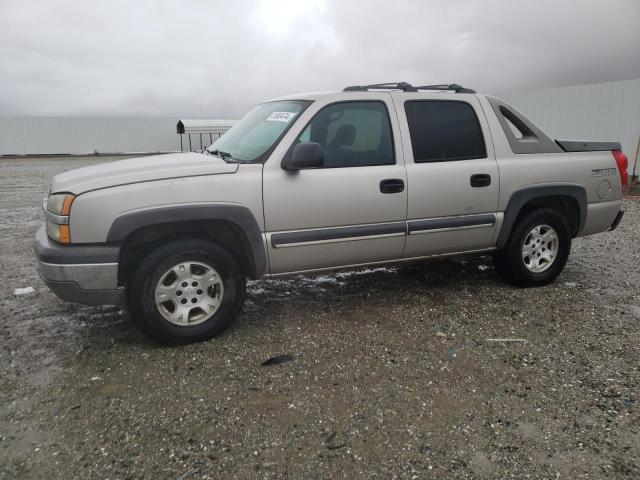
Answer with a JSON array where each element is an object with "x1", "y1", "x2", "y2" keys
[{"x1": 33, "y1": 226, "x2": 123, "y2": 305}]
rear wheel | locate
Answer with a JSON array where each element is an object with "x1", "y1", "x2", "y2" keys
[
  {"x1": 494, "y1": 208, "x2": 571, "y2": 287},
  {"x1": 126, "y1": 238, "x2": 246, "y2": 344}
]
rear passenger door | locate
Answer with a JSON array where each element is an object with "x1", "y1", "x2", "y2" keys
[{"x1": 391, "y1": 94, "x2": 499, "y2": 257}]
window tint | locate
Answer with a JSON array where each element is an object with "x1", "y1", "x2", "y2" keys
[
  {"x1": 404, "y1": 101, "x2": 486, "y2": 162},
  {"x1": 296, "y1": 101, "x2": 394, "y2": 167}
]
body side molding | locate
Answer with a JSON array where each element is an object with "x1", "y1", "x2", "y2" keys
[
  {"x1": 408, "y1": 213, "x2": 496, "y2": 234},
  {"x1": 107, "y1": 204, "x2": 267, "y2": 277},
  {"x1": 271, "y1": 222, "x2": 406, "y2": 248},
  {"x1": 271, "y1": 213, "x2": 497, "y2": 248},
  {"x1": 497, "y1": 184, "x2": 587, "y2": 248}
]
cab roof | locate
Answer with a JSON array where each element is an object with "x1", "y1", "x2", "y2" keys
[{"x1": 268, "y1": 82, "x2": 477, "y2": 103}]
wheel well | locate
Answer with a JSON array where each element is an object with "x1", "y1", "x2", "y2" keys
[
  {"x1": 516, "y1": 195, "x2": 580, "y2": 236},
  {"x1": 117, "y1": 220, "x2": 255, "y2": 286}
]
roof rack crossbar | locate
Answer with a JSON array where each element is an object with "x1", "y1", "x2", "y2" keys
[
  {"x1": 344, "y1": 82, "x2": 416, "y2": 92},
  {"x1": 413, "y1": 83, "x2": 476, "y2": 94},
  {"x1": 343, "y1": 82, "x2": 475, "y2": 94}
]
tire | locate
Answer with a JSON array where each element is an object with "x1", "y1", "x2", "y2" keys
[
  {"x1": 494, "y1": 208, "x2": 571, "y2": 287},
  {"x1": 126, "y1": 238, "x2": 246, "y2": 344}
]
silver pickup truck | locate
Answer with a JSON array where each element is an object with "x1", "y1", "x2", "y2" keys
[{"x1": 34, "y1": 82, "x2": 629, "y2": 343}]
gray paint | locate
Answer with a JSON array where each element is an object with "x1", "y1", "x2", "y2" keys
[
  {"x1": 582, "y1": 200, "x2": 621, "y2": 236},
  {"x1": 51, "y1": 152, "x2": 237, "y2": 194}
]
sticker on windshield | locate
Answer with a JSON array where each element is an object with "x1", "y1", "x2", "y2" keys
[{"x1": 266, "y1": 112, "x2": 297, "y2": 123}]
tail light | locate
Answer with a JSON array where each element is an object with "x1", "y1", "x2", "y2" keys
[{"x1": 612, "y1": 150, "x2": 629, "y2": 193}]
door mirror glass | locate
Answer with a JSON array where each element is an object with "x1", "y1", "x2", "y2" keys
[{"x1": 284, "y1": 142, "x2": 324, "y2": 170}]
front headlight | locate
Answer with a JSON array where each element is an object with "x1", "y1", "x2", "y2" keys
[
  {"x1": 45, "y1": 193, "x2": 75, "y2": 244},
  {"x1": 47, "y1": 193, "x2": 75, "y2": 216}
]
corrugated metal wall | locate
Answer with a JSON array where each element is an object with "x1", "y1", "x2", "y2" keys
[
  {"x1": 0, "y1": 116, "x2": 182, "y2": 155},
  {"x1": 500, "y1": 78, "x2": 640, "y2": 176},
  {"x1": 2, "y1": 79, "x2": 639, "y2": 175}
]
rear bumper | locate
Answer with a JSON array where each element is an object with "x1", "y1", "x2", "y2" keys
[
  {"x1": 34, "y1": 226, "x2": 123, "y2": 305},
  {"x1": 608, "y1": 210, "x2": 624, "y2": 231},
  {"x1": 581, "y1": 200, "x2": 623, "y2": 236}
]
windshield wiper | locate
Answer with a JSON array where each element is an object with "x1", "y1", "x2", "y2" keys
[{"x1": 207, "y1": 149, "x2": 238, "y2": 163}]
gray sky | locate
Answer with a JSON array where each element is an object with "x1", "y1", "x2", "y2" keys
[{"x1": 1, "y1": 0, "x2": 639, "y2": 118}]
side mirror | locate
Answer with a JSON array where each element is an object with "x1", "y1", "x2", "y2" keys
[{"x1": 283, "y1": 142, "x2": 324, "y2": 170}]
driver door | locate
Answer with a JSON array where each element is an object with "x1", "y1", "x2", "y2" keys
[{"x1": 262, "y1": 94, "x2": 407, "y2": 274}]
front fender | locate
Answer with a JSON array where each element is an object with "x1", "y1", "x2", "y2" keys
[{"x1": 106, "y1": 204, "x2": 266, "y2": 277}]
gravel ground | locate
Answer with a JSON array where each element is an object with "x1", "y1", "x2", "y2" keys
[{"x1": 1, "y1": 156, "x2": 639, "y2": 479}]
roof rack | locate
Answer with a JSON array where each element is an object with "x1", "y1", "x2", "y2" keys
[{"x1": 343, "y1": 82, "x2": 475, "y2": 94}]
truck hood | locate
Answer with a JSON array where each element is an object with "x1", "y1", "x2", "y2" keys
[{"x1": 50, "y1": 152, "x2": 238, "y2": 194}]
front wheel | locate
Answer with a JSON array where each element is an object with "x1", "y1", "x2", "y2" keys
[
  {"x1": 126, "y1": 239, "x2": 246, "y2": 344},
  {"x1": 494, "y1": 208, "x2": 571, "y2": 287}
]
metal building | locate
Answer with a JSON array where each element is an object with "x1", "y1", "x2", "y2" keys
[
  {"x1": 1, "y1": 79, "x2": 638, "y2": 174},
  {"x1": 499, "y1": 78, "x2": 640, "y2": 179},
  {"x1": 0, "y1": 116, "x2": 180, "y2": 156},
  {"x1": 0, "y1": 117, "x2": 235, "y2": 156}
]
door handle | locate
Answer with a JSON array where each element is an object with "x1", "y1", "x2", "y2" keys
[
  {"x1": 380, "y1": 178, "x2": 405, "y2": 194},
  {"x1": 470, "y1": 173, "x2": 491, "y2": 187}
]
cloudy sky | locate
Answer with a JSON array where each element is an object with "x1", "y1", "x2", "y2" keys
[{"x1": 1, "y1": 0, "x2": 639, "y2": 118}]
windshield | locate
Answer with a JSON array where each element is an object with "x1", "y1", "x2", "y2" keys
[{"x1": 207, "y1": 100, "x2": 311, "y2": 162}]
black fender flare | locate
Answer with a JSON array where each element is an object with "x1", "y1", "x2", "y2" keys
[
  {"x1": 106, "y1": 204, "x2": 266, "y2": 277},
  {"x1": 497, "y1": 184, "x2": 587, "y2": 248}
]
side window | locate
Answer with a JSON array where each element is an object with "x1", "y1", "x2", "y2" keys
[
  {"x1": 404, "y1": 100, "x2": 486, "y2": 162},
  {"x1": 503, "y1": 113, "x2": 525, "y2": 139},
  {"x1": 486, "y1": 98, "x2": 562, "y2": 154},
  {"x1": 296, "y1": 101, "x2": 394, "y2": 167},
  {"x1": 499, "y1": 106, "x2": 532, "y2": 140}
]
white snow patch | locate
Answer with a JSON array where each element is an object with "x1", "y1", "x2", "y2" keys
[
  {"x1": 335, "y1": 267, "x2": 393, "y2": 278},
  {"x1": 477, "y1": 265, "x2": 490, "y2": 271},
  {"x1": 13, "y1": 287, "x2": 35, "y2": 295},
  {"x1": 308, "y1": 275, "x2": 338, "y2": 283}
]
